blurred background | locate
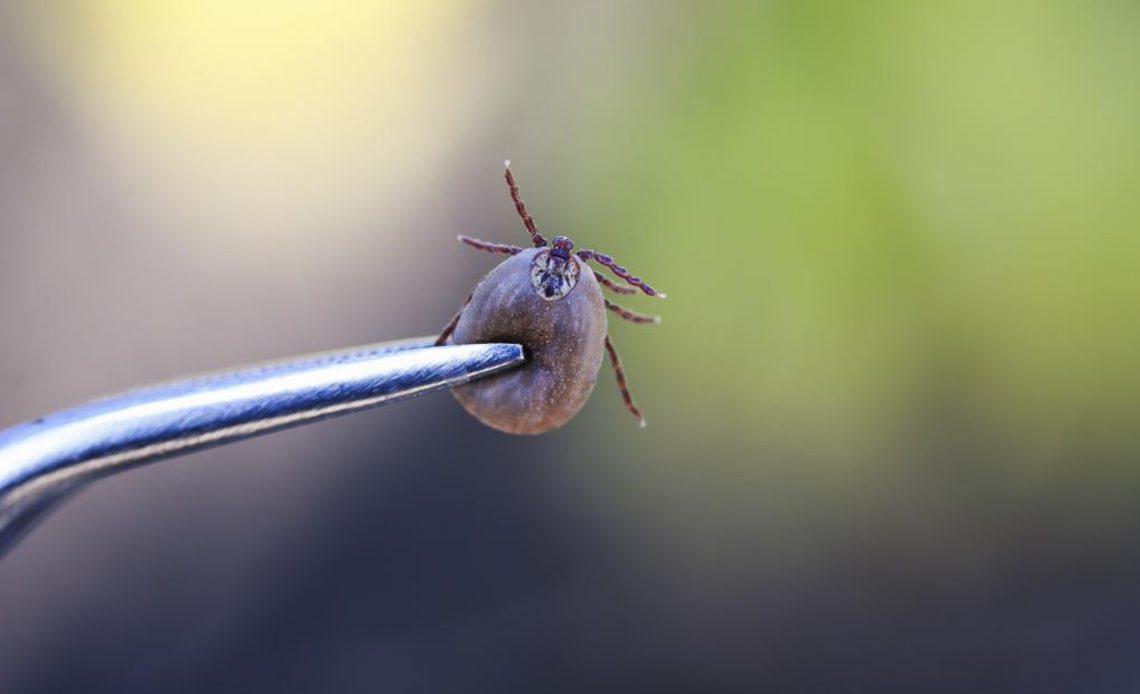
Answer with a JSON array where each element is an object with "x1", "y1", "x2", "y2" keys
[{"x1": 1, "y1": 1, "x2": 1138, "y2": 691}]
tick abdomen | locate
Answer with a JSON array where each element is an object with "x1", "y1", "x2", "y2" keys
[{"x1": 450, "y1": 248, "x2": 606, "y2": 435}]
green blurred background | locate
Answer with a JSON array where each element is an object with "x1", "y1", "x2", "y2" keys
[{"x1": 1, "y1": 1, "x2": 1138, "y2": 691}]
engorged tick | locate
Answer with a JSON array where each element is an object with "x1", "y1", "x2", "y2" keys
[{"x1": 435, "y1": 161, "x2": 666, "y2": 435}]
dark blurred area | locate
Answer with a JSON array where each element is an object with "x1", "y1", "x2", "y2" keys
[{"x1": 2, "y1": 1, "x2": 1139, "y2": 692}]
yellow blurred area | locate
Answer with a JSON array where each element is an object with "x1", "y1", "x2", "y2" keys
[
  {"x1": 66, "y1": 2, "x2": 461, "y2": 143},
  {"x1": 17, "y1": 1, "x2": 481, "y2": 258}
]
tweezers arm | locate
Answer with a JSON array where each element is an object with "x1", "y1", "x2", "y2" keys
[{"x1": 0, "y1": 338, "x2": 523, "y2": 553}]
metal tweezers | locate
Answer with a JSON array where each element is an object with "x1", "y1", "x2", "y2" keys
[{"x1": 0, "y1": 337, "x2": 524, "y2": 558}]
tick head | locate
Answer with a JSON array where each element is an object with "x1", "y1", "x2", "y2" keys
[{"x1": 551, "y1": 235, "x2": 574, "y2": 261}]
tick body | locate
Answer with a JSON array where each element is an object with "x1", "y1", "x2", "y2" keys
[
  {"x1": 452, "y1": 248, "x2": 605, "y2": 434},
  {"x1": 438, "y1": 162, "x2": 665, "y2": 435}
]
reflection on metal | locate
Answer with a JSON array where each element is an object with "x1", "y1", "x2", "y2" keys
[{"x1": 0, "y1": 337, "x2": 524, "y2": 558}]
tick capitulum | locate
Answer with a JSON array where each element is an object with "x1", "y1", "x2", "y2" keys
[{"x1": 436, "y1": 161, "x2": 665, "y2": 435}]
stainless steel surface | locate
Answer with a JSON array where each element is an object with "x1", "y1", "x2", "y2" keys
[{"x1": 0, "y1": 337, "x2": 525, "y2": 556}]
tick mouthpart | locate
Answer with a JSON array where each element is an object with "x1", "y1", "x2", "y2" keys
[{"x1": 551, "y1": 235, "x2": 574, "y2": 260}]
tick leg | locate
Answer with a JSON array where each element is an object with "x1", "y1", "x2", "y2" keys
[
  {"x1": 605, "y1": 298, "x2": 660, "y2": 325},
  {"x1": 434, "y1": 292, "x2": 473, "y2": 346},
  {"x1": 578, "y1": 250, "x2": 666, "y2": 298},
  {"x1": 504, "y1": 160, "x2": 547, "y2": 248},
  {"x1": 604, "y1": 334, "x2": 646, "y2": 427},
  {"x1": 458, "y1": 235, "x2": 523, "y2": 256},
  {"x1": 593, "y1": 270, "x2": 637, "y2": 295}
]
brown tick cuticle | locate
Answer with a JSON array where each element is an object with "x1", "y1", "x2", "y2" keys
[
  {"x1": 451, "y1": 249, "x2": 605, "y2": 434},
  {"x1": 437, "y1": 162, "x2": 665, "y2": 434}
]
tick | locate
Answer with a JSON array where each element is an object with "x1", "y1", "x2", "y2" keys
[{"x1": 436, "y1": 161, "x2": 665, "y2": 435}]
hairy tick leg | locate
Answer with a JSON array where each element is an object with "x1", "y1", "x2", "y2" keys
[
  {"x1": 604, "y1": 334, "x2": 646, "y2": 427},
  {"x1": 504, "y1": 161, "x2": 547, "y2": 248},
  {"x1": 435, "y1": 292, "x2": 473, "y2": 346},
  {"x1": 593, "y1": 270, "x2": 637, "y2": 295},
  {"x1": 604, "y1": 298, "x2": 660, "y2": 324},
  {"x1": 458, "y1": 235, "x2": 523, "y2": 255},
  {"x1": 578, "y1": 250, "x2": 666, "y2": 298}
]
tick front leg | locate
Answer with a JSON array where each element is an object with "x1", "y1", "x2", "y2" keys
[
  {"x1": 457, "y1": 235, "x2": 523, "y2": 256},
  {"x1": 503, "y1": 161, "x2": 547, "y2": 248},
  {"x1": 578, "y1": 250, "x2": 666, "y2": 298},
  {"x1": 605, "y1": 298, "x2": 660, "y2": 325},
  {"x1": 604, "y1": 334, "x2": 646, "y2": 427}
]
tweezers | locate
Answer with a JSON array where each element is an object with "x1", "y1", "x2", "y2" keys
[{"x1": 0, "y1": 337, "x2": 524, "y2": 558}]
